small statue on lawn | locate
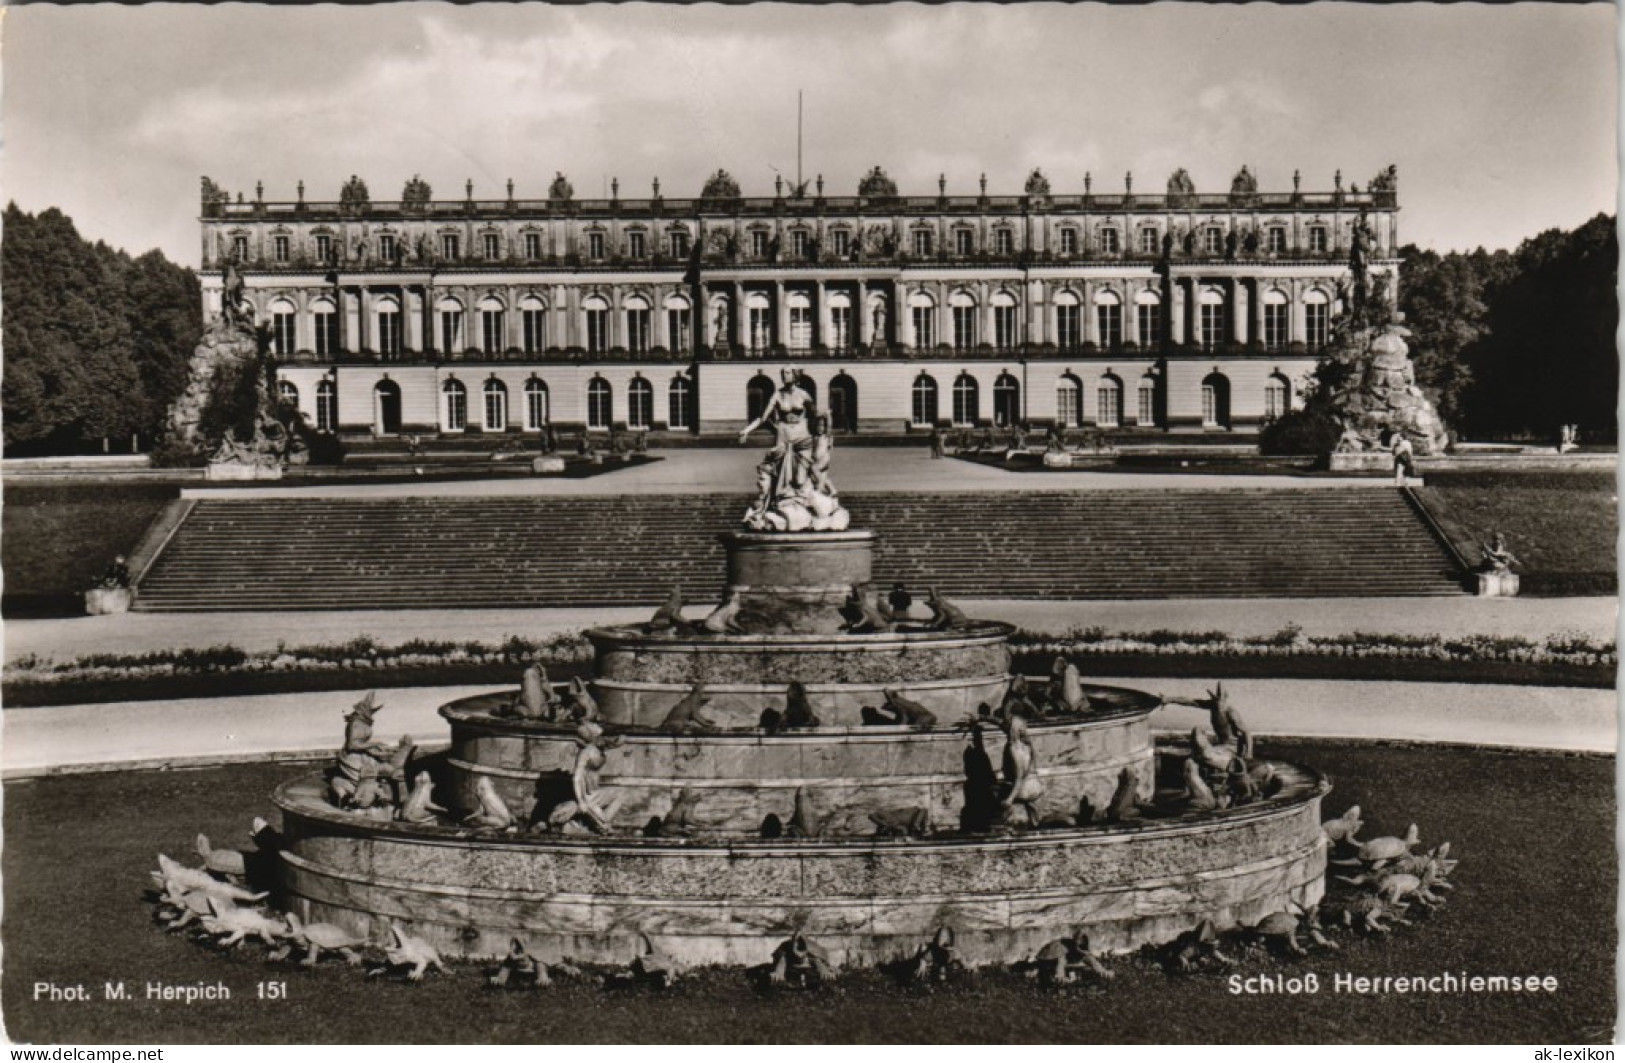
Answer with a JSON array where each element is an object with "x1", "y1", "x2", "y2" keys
[
  {"x1": 1163, "y1": 918, "x2": 1239, "y2": 973},
  {"x1": 1478, "y1": 531, "x2": 1520, "y2": 574},
  {"x1": 96, "y1": 554, "x2": 132, "y2": 590},
  {"x1": 486, "y1": 938, "x2": 552, "y2": 989},
  {"x1": 1029, "y1": 930, "x2": 1113, "y2": 987},
  {"x1": 767, "y1": 932, "x2": 835, "y2": 988},
  {"x1": 907, "y1": 927, "x2": 964, "y2": 984}
]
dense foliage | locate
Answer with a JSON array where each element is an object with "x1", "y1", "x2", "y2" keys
[
  {"x1": 1401, "y1": 214, "x2": 1616, "y2": 441},
  {"x1": 3, "y1": 204, "x2": 201, "y2": 455},
  {"x1": 1263, "y1": 213, "x2": 1616, "y2": 452}
]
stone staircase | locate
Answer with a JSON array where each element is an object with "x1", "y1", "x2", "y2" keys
[{"x1": 131, "y1": 489, "x2": 1466, "y2": 611}]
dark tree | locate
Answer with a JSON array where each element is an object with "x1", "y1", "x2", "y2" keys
[{"x1": 3, "y1": 204, "x2": 201, "y2": 455}]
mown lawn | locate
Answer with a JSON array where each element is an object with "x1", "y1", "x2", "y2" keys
[
  {"x1": 2, "y1": 740, "x2": 1613, "y2": 1044},
  {"x1": 1, "y1": 482, "x2": 180, "y2": 618},
  {"x1": 1415, "y1": 470, "x2": 1617, "y2": 596}
]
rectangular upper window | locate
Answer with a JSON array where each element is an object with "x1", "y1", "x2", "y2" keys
[
  {"x1": 441, "y1": 234, "x2": 460, "y2": 260},
  {"x1": 628, "y1": 231, "x2": 646, "y2": 258},
  {"x1": 588, "y1": 232, "x2": 605, "y2": 259},
  {"x1": 273, "y1": 235, "x2": 289, "y2": 263},
  {"x1": 832, "y1": 230, "x2": 851, "y2": 257},
  {"x1": 668, "y1": 230, "x2": 689, "y2": 258},
  {"x1": 1059, "y1": 229, "x2": 1078, "y2": 255},
  {"x1": 482, "y1": 233, "x2": 500, "y2": 260},
  {"x1": 913, "y1": 230, "x2": 932, "y2": 257},
  {"x1": 1308, "y1": 226, "x2": 1328, "y2": 253},
  {"x1": 525, "y1": 232, "x2": 543, "y2": 259},
  {"x1": 994, "y1": 229, "x2": 1013, "y2": 255},
  {"x1": 1100, "y1": 228, "x2": 1120, "y2": 254},
  {"x1": 378, "y1": 234, "x2": 396, "y2": 262},
  {"x1": 955, "y1": 229, "x2": 973, "y2": 256},
  {"x1": 751, "y1": 230, "x2": 769, "y2": 257}
]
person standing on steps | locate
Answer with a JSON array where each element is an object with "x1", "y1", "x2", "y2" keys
[{"x1": 1390, "y1": 430, "x2": 1415, "y2": 486}]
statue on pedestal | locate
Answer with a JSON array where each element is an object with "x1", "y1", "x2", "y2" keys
[{"x1": 739, "y1": 367, "x2": 850, "y2": 532}]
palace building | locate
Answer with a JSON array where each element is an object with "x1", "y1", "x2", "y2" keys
[{"x1": 198, "y1": 164, "x2": 1400, "y2": 440}]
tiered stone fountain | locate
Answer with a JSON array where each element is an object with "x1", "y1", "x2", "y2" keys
[{"x1": 272, "y1": 380, "x2": 1328, "y2": 969}]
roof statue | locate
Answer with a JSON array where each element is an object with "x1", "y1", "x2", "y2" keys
[
  {"x1": 200, "y1": 176, "x2": 230, "y2": 211},
  {"x1": 339, "y1": 175, "x2": 370, "y2": 211},
  {"x1": 1024, "y1": 169, "x2": 1051, "y2": 196},
  {"x1": 1230, "y1": 166, "x2": 1258, "y2": 197},
  {"x1": 1369, "y1": 164, "x2": 1398, "y2": 194},
  {"x1": 858, "y1": 166, "x2": 898, "y2": 199},
  {"x1": 1166, "y1": 169, "x2": 1196, "y2": 198},
  {"x1": 548, "y1": 172, "x2": 574, "y2": 203},
  {"x1": 700, "y1": 169, "x2": 741, "y2": 202},
  {"x1": 401, "y1": 175, "x2": 432, "y2": 210}
]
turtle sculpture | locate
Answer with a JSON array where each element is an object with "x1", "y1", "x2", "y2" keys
[
  {"x1": 1321, "y1": 805, "x2": 1364, "y2": 847},
  {"x1": 195, "y1": 833, "x2": 247, "y2": 879},
  {"x1": 200, "y1": 897, "x2": 289, "y2": 950},
  {"x1": 272, "y1": 912, "x2": 367, "y2": 967},
  {"x1": 1316, "y1": 893, "x2": 1413, "y2": 935},
  {"x1": 907, "y1": 927, "x2": 963, "y2": 984},
  {"x1": 1163, "y1": 919, "x2": 1239, "y2": 973},
  {"x1": 1029, "y1": 930, "x2": 1114, "y2": 987},
  {"x1": 1242, "y1": 905, "x2": 1339, "y2": 958},
  {"x1": 1333, "y1": 823, "x2": 1420, "y2": 868},
  {"x1": 628, "y1": 933, "x2": 680, "y2": 988},
  {"x1": 486, "y1": 938, "x2": 551, "y2": 989},
  {"x1": 767, "y1": 933, "x2": 835, "y2": 989},
  {"x1": 368, "y1": 922, "x2": 447, "y2": 982},
  {"x1": 463, "y1": 776, "x2": 515, "y2": 831}
]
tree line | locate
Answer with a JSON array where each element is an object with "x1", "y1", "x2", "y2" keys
[
  {"x1": 1400, "y1": 212, "x2": 1617, "y2": 442},
  {"x1": 1, "y1": 203, "x2": 1615, "y2": 454},
  {"x1": 3, "y1": 203, "x2": 200, "y2": 456}
]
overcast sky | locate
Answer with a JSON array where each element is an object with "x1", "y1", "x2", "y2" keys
[{"x1": 4, "y1": 2, "x2": 1616, "y2": 267}]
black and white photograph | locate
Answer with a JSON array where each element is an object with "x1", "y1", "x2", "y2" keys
[{"x1": 1, "y1": 0, "x2": 1617, "y2": 1046}]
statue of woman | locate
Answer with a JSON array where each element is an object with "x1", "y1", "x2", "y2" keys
[
  {"x1": 739, "y1": 366, "x2": 817, "y2": 522},
  {"x1": 1000, "y1": 715, "x2": 1044, "y2": 827}
]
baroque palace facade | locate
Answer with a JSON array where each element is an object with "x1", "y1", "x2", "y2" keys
[{"x1": 199, "y1": 164, "x2": 1401, "y2": 439}]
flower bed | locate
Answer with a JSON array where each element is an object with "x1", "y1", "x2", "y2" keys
[{"x1": 3, "y1": 625, "x2": 1613, "y2": 709}]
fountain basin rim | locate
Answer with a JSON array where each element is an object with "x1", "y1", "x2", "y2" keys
[
  {"x1": 723, "y1": 529, "x2": 876, "y2": 545},
  {"x1": 272, "y1": 757, "x2": 1328, "y2": 856},
  {"x1": 439, "y1": 682, "x2": 1161, "y2": 736},
  {"x1": 585, "y1": 620, "x2": 1016, "y2": 649}
]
